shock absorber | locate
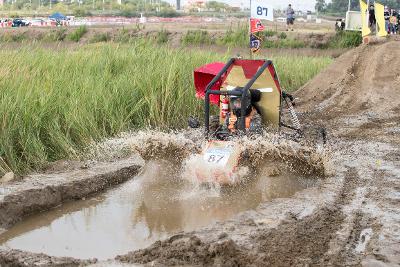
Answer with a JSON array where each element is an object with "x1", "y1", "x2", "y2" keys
[{"x1": 285, "y1": 98, "x2": 301, "y2": 131}]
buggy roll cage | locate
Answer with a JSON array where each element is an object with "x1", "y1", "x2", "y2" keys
[{"x1": 204, "y1": 58, "x2": 273, "y2": 138}]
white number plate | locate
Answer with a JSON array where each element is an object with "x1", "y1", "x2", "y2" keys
[
  {"x1": 251, "y1": 0, "x2": 274, "y2": 21},
  {"x1": 204, "y1": 148, "x2": 232, "y2": 167}
]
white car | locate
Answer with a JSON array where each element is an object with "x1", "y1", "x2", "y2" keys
[{"x1": 29, "y1": 18, "x2": 45, "y2": 26}]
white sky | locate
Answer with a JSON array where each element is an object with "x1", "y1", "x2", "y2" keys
[{"x1": 165, "y1": 0, "x2": 317, "y2": 11}]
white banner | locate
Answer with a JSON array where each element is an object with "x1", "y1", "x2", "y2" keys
[{"x1": 251, "y1": 0, "x2": 274, "y2": 21}]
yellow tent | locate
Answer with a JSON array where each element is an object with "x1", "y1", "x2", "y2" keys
[
  {"x1": 360, "y1": 0, "x2": 371, "y2": 37},
  {"x1": 375, "y1": 2, "x2": 388, "y2": 37}
]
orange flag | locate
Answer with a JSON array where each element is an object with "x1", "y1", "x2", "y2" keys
[{"x1": 250, "y1": 18, "x2": 265, "y2": 33}]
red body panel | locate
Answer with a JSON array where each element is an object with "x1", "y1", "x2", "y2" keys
[{"x1": 193, "y1": 60, "x2": 281, "y2": 106}]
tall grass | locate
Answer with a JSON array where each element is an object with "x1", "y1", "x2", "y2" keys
[
  {"x1": 263, "y1": 39, "x2": 306, "y2": 49},
  {"x1": 328, "y1": 31, "x2": 362, "y2": 48},
  {"x1": 0, "y1": 31, "x2": 26, "y2": 42},
  {"x1": 0, "y1": 43, "x2": 331, "y2": 174},
  {"x1": 44, "y1": 28, "x2": 67, "y2": 42},
  {"x1": 181, "y1": 30, "x2": 213, "y2": 45},
  {"x1": 217, "y1": 26, "x2": 248, "y2": 47},
  {"x1": 271, "y1": 56, "x2": 331, "y2": 91},
  {"x1": 90, "y1": 32, "x2": 111, "y2": 43},
  {"x1": 155, "y1": 29, "x2": 169, "y2": 44},
  {"x1": 67, "y1": 25, "x2": 88, "y2": 42}
]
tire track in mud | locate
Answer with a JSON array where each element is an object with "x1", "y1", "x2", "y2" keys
[
  {"x1": 360, "y1": 166, "x2": 400, "y2": 265},
  {"x1": 330, "y1": 210, "x2": 375, "y2": 266},
  {"x1": 251, "y1": 167, "x2": 359, "y2": 266},
  {"x1": 116, "y1": 168, "x2": 360, "y2": 266}
]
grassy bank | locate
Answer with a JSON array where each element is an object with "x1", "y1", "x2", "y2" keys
[
  {"x1": 183, "y1": 27, "x2": 362, "y2": 49},
  {"x1": 0, "y1": 43, "x2": 332, "y2": 174},
  {"x1": 0, "y1": 26, "x2": 362, "y2": 50}
]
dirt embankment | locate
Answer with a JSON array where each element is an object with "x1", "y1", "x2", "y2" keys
[
  {"x1": 0, "y1": 158, "x2": 141, "y2": 229},
  {"x1": 0, "y1": 26, "x2": 336, "y2": 52},
  {"x1": 296, "y1": 40, "x2": 400, "y2": 143},
  {"x1": 297, "y1": 41, "x2": 400, "y2": 115}
]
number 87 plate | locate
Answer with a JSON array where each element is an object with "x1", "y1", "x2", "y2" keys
[{"x1": 202, "y1": 141, "x2": 240, "y2": 168}]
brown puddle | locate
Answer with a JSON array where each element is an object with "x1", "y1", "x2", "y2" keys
[{"x1": 0, "y1": 161, "x2": 319, "y2": 260}]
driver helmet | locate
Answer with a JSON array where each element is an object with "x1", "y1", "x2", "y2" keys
[{"x1": 229, "y1": 90, "x2": 252, "y2": 118}]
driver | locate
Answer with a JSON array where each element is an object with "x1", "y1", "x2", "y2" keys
[{"x1": 227, "y1": 89, "x2": 261, "y2": 133}]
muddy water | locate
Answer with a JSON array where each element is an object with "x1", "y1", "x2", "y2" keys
[{"x1": 0, "y1": 161, "x2": 319, "y2": 260}]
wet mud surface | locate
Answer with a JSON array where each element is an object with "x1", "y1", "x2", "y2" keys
[
  {"x1": 116, "y1": 41, "x2": 400, "y2": 266},
  {"x1": 0, "y1": 161, "x2": 317, "y2": 261},
  {"x1": 0, "y1": 41, "x2": 400, "y2": 266},
  {"x1": 0, "y1": 158, "x2": 142, "y2": 266},
  {"x1": 0, "y1": 157, "x2": 142, "y2": 229}
]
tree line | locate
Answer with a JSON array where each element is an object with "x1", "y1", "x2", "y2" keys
[{"x1": 315, "y1": 0, "x2": 400, "y2": 14}]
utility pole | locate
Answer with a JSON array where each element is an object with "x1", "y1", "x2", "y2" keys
[
  {"x1": 249, "y1": 0, "x2": 252, "y2": 59},
  {"x1": 367, "y1": 0, "x2": 370, "y2": 27}
]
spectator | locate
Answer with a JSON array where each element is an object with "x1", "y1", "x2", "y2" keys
[
  {"x1": 369, "y1": 4, "x2": 376, "y2": 30},
  {"x1": 397, "y1": 10, "x2": 400, "y2": 33},
  {"x1": 389, "y1": 9, "x2": 398, "y2": 34},
  {"x1": 335, "y1": 19, "x2": 345, "y2": 31},
  {"x1": 286, "y1": 4, "x2": 295, "y2": 31},
  {"x1": 384, "y1": 6, "x2": 390, "y2": 33}
]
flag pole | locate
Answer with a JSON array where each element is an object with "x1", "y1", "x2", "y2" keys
[
  {"x1": 367, "y1": 0, "x2": 370, "y2": 31},
  {"x1": 249, "y1": 0, "x2": 253, "y2": 59},
  {"x1": 375, "y1": 2, "x2": 377, "y2": 35}
]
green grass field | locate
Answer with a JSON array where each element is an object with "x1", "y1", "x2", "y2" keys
[{"x1": 0, "y1": 42, "x2": 332, "y2": 174}]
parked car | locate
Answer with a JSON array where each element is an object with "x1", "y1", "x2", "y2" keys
[
  {"x1": 12, "y1": 19, "x2": 30, "y2": 27},
  {"x1": 29, "y1": 18, "x2": 45, "y2": 27}
]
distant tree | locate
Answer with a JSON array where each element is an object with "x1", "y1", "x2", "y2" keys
[
  {"x1": 315, "y1": 0, "x2": 326, "y2": 12},
  {"x1": 326, "y1": 0, "x2": 359, "y2": 13},
  {"x1": 379, "y1": 0, "x2": 400, "y2": 9},
  {"x1": 206, "y1": 1, "x2": 229, "y2": 12},
  {"x1": 325, "y1": 0, "x2": 400, "y2": 13}
]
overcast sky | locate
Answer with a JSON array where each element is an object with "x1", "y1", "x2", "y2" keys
[{"x1": 165, "y1": 0, "x2": 318, "y2": 11}]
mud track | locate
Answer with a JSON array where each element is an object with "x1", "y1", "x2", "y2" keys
[
  {"x1": 116, "y1": 41, "x2": 400, "y2": 266},
  {"x1": 1, "y1": 41, "x2": 400, "y2": 266}
]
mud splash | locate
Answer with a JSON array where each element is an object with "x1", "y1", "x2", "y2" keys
[
  {"x1": 0, "y1": 159, "x2": 319, "y2": 260},
  {"x1": 85, "y1": 129, "x2": 203, "y2": 162},
  {"x1": 128, "y1": 130, "x2": 330, "y2": 180},
  {"x1": 78, "y1": 128, "x2": 330, "y2": 206},
  {"x1": 85, "y1": 129, "x2": 329, "y2": 187}
]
